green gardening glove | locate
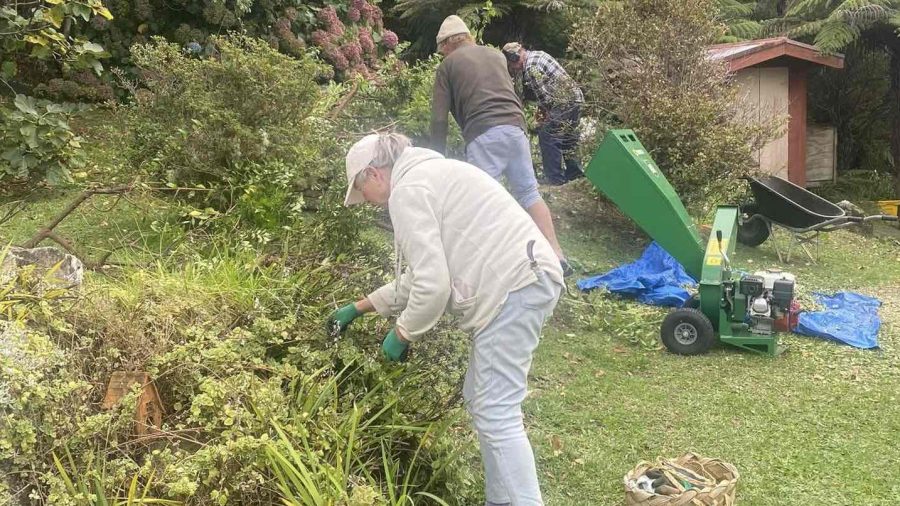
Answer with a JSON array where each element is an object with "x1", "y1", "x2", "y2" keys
[
  {"x1": 381, "y1": 329, "x2": 409, "y2": 362},
  {"x1": 326, "y1": 303, "x2": 360, "y2": 337}
]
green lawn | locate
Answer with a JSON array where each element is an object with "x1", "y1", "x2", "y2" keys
[{"x1": 530, "y1": 183, "x2": 900, "y2": 505}]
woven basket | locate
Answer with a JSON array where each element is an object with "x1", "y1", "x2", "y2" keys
[{"x1": 624, "y1": 453, "x2": 739, "y2": 506}]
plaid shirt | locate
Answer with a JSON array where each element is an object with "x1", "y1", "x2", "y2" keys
[{"x1": 522, "y1": 51, "x2": 583, "y2": 111}]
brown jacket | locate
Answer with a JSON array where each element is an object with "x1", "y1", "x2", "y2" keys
[{"x1": 430, "y1": 45, "x2": 526, "y2": 154}]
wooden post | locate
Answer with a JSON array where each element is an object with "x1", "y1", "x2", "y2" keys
[{"x1": 788, "y1": 66, "x2": 808, "y2": 186}]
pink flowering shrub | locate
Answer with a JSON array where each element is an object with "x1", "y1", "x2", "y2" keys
[
  {"x1": 381, "y1": 30, "x2": 398, "y2": 50},
  {"x1": 308, "y1": 1, "x2": 401, "y2": 79}
]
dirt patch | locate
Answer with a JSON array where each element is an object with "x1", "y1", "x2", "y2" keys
[{"x1": 543, "y1": 179, "x2": 642, "y2": 240}]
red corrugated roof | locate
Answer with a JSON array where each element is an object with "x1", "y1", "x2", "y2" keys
[{"x1": 708, "y1": 37, "x2": 844, "y2": 71}]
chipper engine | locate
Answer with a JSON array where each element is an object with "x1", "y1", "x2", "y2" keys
[{"x1": 585, "y1": 130, "x2": 797, "y2": 356}]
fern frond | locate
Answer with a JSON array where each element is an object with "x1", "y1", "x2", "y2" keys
[
  {"x1": 760, "y1": 16, "x2": 801, "y2": 36},
  {"x1": 393, "y1": 0, "x2": 453, "y2": 20},
  {"x1": 785, "y1": 0, "x2": 835, "y2": 19},
  {"x1": 717, "y1": 0, "x2": 757, "y2": 19},
  {"x1": 833, "y1": 3, "x2": 895, "y2": 27},
  {"x1": 727, "y1": 20, "x2": 764, "y2": 38},
  {"x1": 521, "y1": 0, "x2": 567, "y2": 11},
  {"x1": 814, "y1": 18, "x2": 862, "y2": 50},
  {"x1": 786, "y1": 18, "x2": 828, "y2": 38}
]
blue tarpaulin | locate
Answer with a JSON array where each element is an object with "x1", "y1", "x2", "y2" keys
[
  {"x1": 795, "y1": 292, "x2": 881, "y2": 349},
  {"x1": 576, "y1": 242, "x2": 697, "y2": 307}
]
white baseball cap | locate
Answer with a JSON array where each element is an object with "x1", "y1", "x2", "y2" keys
[
  {"x1": 344, "y1": 134, "x2": 380, "y2": 206},
  {"x1": 436, "y1": 15, "x2": 470, "y2": 45}
]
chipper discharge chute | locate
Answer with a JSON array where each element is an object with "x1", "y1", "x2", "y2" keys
[{"x1": 585, "y1": 130, "x2": 794, "y2": 356}]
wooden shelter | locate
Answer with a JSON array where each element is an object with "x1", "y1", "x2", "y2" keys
[{"x1": 708, "y1": 37, "x2": 844, "y2": 187}]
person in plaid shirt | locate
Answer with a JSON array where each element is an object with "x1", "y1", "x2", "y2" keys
[{"x1": 503, "y1": 42, "x2": 585, "y2": 186}]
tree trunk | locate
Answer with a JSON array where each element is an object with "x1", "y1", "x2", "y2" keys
[{"x1": 891, "y1": 48, "x2": 900, "y2": 196}]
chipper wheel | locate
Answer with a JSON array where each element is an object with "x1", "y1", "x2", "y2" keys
[
  {"x1": 660, "y1": 308, "x2": 715, "y2": 355},
  {"x1": 737, "y1": 203, "x2": 770, "y2": 247}
]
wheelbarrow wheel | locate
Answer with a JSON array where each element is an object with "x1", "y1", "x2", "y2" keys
[
  {"x1": 661, "y1": 308, "x2": 715, "y2": 355},
  {"x1": 738, "y1": 203, "x2": 770, "y2": 247}
]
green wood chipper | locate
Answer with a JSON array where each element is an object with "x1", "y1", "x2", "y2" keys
[{"x1": 585, "y1": 130, "x2": 796, "y2": 356}]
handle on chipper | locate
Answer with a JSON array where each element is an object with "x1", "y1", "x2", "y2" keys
[{"x1": 716, "y1": 230, "x2": 731, "y2": 269}]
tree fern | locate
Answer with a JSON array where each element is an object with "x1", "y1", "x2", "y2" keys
[
  {"x1": 786, "y1": 0, "x2": 837, "y2": 19},
  {"x1": 728, "y1": 19, "x2": 766, "y2": 38},
  {"x1": 784, "y1": 18, "x2": 828, "y2": 38},
  {"x1": 718, "y1": 0, "x2": 757, "y2": 19},
  {"x1": 769, "y1": 0, "x2": 900, "y2": 50},
  {"x1": 716, "y1": 0, "x2": 764, "y2": 40},
  {"x1": 815, "y1": 19, "x2": 863, "y2": 49}
]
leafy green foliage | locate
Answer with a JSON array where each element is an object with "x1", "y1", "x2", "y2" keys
[
  {"x1": 123, "y1": 34, "x2": 371, "y2": 252},
  {"x1": 813, "y1": 169, "x2": 898, "y2": 201},
  {"x1": 0, "y1": 0, "x2": 109, "y2": 186},
  {"x1": 123, "y1": 35, "x2": 377, "y2": 251},
  {"x1": 0, "y1": 0, "x2": 111, "y2": 86},
  {"x1": 808, "y1": 44, "x2": 895, "y2": 175},
  {"x1": 126, "y1": 35, "x2": 326, "y2": 191},
  {"x1": 571, "y1": 0, "x2": 782, "y2": 212},
  {"x1": 1, "y1": 234, "x2": 479, "y2": 504},
  {"x1": 716, "y1": 0, "x2": 764, "y2": 41},
  {"x1": 0, "y1": 95, "x2": 86, "y2": 185},
  {"x1": 348, "y1": 54, "x2": 466, "y2": 156},
  {"x1": 0, "y1": 320, "x2": 140, "y2": 504},
  {"x1": 52, "y1": 448, "x2": 179, "y2": 506},
  {"x1": 386, "y1": 0, "x2": 589, "y2": 57},
  {"x1": 778, "y1": 0, "x2": 900, "y2": 52}
]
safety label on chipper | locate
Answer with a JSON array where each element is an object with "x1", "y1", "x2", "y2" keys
[{"x1": 705, "y1": 237, "x2": 729, "y2": 266}]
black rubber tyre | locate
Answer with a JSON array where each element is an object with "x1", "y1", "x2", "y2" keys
[
  {"x1": 738, "y1": 203, "x2": 770, "y2": 247},
  {"x1": 660, "y1": 308, "x2": 716, "y2": 355}
]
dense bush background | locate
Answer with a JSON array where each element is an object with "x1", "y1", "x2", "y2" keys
[{"x1": 569, "y1": 0, "x2": 782, "y2": 212}]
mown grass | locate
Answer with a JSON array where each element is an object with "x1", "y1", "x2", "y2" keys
[{"x1": 531, "y1": 183, "x2": 900, "y2": 505}]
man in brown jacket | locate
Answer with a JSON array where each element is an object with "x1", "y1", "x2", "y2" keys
[{"x1": 430, "y1": 15, "x2": 571, "y2": 275}]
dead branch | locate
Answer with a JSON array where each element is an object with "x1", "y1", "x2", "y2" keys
[
  {"x1": 19, "y1": 185, "x2": 133, "y2": 269},
  {"x1": 0, "y1": 199, "x2": 26, "y2": 228},
  {"x1": 327, "y1": 80, "x2": 360, "y2": 120}
]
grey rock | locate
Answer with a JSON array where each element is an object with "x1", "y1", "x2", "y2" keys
[{"x1": 1, "y1": 246, "x2": 83, "y2": 288}]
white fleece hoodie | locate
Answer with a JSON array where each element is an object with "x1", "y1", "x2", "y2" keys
[{"x1": 366, "y1": 147, "x2": 563, "y2": 341}]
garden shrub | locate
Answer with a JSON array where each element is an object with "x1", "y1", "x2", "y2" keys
[
  {"x1": 126, "y1": 35, "x2": 327, "y2": 194},
  {"x1": 0, "y1": 95, "x2": 87, "y2": 186},
  {"x1": 812, "y1": 170, "x2": 898, "y2": 202},
  {"x1": 0, "y1": 321, "x2": 143, "y2": 504},
  {"x1": 570, "y1": 0, "x2": 782, "y2": 212},
  {"x1": 349, "y1": 54, "x2": 465, "y2": 156},
  {"x1": 123, "y1": 34, "x2": 374, "y2": 252},
  {"x1": 2, "y1": 239, "x2": 480, "y2": 505}
]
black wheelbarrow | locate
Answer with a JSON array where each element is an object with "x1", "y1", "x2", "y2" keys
[{"x1": 737, "y1": 175, "x2": 899, "y2": 261}]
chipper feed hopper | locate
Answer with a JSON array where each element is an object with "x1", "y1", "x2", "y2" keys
[{"x1": 585, "y1": 130, "x2": 795, "y2": 356}]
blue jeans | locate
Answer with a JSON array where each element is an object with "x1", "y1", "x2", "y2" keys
[
  {"x1": 466, "y1": 125, "x2": 542, "y2": 209},
  {"x1": 538, "y1": 105, "x2": 584, "y2": 185},
  {"x1": 463, "y1": 272, "x2": 562, "y2": 506}
]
